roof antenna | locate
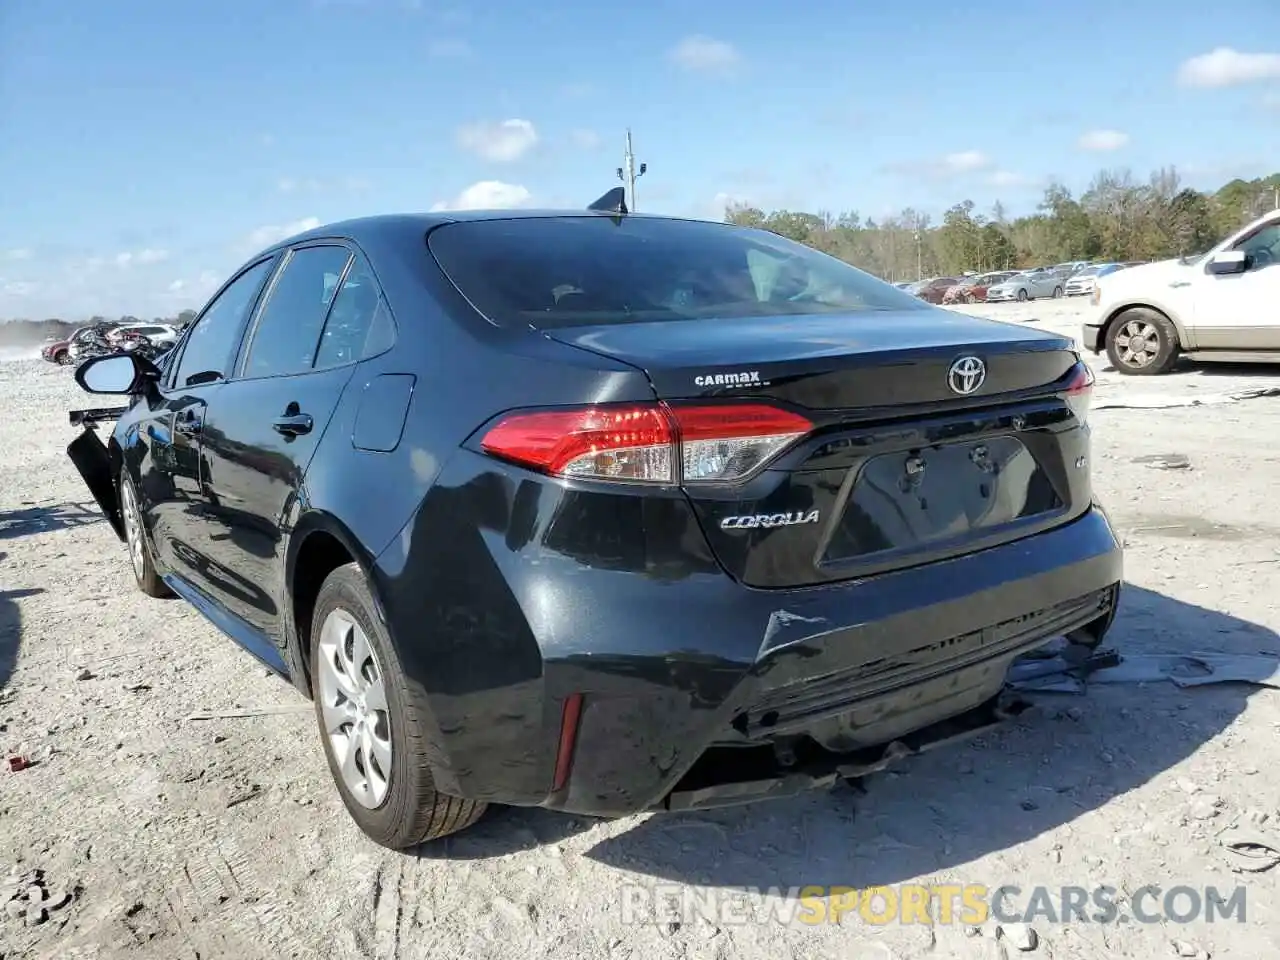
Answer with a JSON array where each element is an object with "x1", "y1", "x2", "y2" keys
[{"x1": 588, "y1": 187, "x2": 628, "y2": 215}]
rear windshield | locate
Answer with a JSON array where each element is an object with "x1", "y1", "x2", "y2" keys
[{"x1": 426, "y1": 216, "x2": 930, "y2": 329}]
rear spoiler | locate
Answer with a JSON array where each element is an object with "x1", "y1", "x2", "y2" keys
[{"x1": 70, "y1": 406, "x2": 128, "y2": 428}]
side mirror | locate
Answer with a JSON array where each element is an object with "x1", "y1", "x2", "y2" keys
[
  {"x1": 74, "y1": 352, "x2": 160, "y2": 395},
  {"x1": 1208, "y1": 250, "x2": 1248, "y2": 276}
]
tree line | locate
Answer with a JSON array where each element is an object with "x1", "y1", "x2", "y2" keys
[{"x1": 724, "y1": 167, "x2": 1280, "y2": 283}]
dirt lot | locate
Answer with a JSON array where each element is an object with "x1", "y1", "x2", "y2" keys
[{"x1": 3, "y1": 295, "x2": 1280, "y2": 959}]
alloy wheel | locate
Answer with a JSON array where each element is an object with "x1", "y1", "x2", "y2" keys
[
  {"x1": 1114, "y1": 318, "x2": 1160, "y2": 369},
  {"x1": 317, "y1": 609, "x2": 393, "y2": 809},
  {"x1": 120, "y1": 478, "x2": 146, "y2": 582}
]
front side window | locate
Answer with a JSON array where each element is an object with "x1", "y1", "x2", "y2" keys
[
  {"x1": 241, "y1": 245, "x2": 353, "y2": 379},
  {"x1": 173, "y1": 259, "x2": 274, "y2": 388},
  {"x1": 1236, "y1": 224, "x2": 1280, "y2": 268},
  {"x1": 427, "y1": 216, "x2": 930, "y2": 330}
]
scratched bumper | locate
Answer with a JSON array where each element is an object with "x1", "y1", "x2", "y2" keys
[{"x1": 546, "y1": 505, "x2": 1123, "y2": 817}]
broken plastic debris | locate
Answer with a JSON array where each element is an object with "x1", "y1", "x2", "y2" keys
[
  {"x1": 1093, "y1": 385, "x2": 1280, "y2": 410},
  {"x1": 1008, "y1": 652, "x2": 1280, "y2": 692}
]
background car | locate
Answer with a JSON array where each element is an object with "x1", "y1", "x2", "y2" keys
[
  {"x1": 943, "y1": 270, "x2": 1018, "y2": 304},
  {"x1": 107, "y1": 323, "x2": 180, "y2": 349},
  {"x1": 1083, "y1": 208, "x2": 1280, "y2": 374},
  {"x1": 911, "y1": 276, "x2": 962, "y2": 303},
  {"x1": 1064, "y1": 263, "x2": 1124, "y2": 297},
  {"x1": 985, "y1": 269, "x2": 1067, "y2": 302}
]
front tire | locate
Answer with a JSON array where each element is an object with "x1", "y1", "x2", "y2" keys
[
  {"x1": 1016, "y1": 288, "x2": 1029, "y2": 302},
  {"x1": 1105, "y1": 307, "x2": 1180, "y2": 375},
  {"x1": 119, "y1": 471, "x2": 173, "y2": 598},
  {"x1": 1052, "y1": 285, "x2": 1064, "y2": 298},
  {"x1": 310, "y1": 563, "x2": 487, "y2": 848}
]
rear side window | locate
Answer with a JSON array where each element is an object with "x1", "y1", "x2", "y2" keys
[
  {"x1": 427, "y1": 216, "x2": 929, "y2": 329},
  {"x1": 315, "y1": 255, "x2": 397, "y2": 368},
  {"x1": 241, "y1": 245, "x2": 353, "y2": 379}
]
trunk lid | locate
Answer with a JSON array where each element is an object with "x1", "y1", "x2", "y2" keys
[
  {"x1": 546, "y1": 310, "x2": 1092, "y2": 588},
  {"x1": 543, "y1": 310, "x2": 1076, "y2": 409}
]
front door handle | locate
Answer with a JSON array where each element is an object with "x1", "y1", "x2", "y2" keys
[{"x1": 272, "y1": 413, "x2": 313, "y2": 437}]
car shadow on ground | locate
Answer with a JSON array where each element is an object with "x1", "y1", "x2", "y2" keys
[
  {"x1": 0, "y1": 552, "x2": 44, "y2": 693},
  {"x1": 0, "y1": 502, "x2": 104, "y2": 541},
  {"x1": 571, "y1": 584, "x2": 1269, "y2": 889}
]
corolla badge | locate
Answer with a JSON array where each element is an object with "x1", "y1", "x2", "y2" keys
[
  {"x1": 947, "y1": 355, "x2": 986, "y2": 396},
  {"x1": 720, "y1": 510, "x2": 820, "y2": 530}
]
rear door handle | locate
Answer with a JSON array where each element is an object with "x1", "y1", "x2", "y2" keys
[{"x1": 272, "y1": 413, "x2": 313, "y2": 437}]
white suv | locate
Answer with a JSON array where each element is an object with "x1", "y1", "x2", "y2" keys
[{"x1": 1081, "y1": 209, "x2": 1280, "y2": 375}]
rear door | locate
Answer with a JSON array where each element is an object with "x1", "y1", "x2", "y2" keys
[{"x1": 197, "y1": 244, "x2": 388, "y2": 637}]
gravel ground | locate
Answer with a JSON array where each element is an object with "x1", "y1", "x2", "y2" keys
[{"x1": 3, "y1": 296, "x2": 1280, "y2": 959}]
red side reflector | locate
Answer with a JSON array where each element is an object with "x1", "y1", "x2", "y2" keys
[{"x1": 552, "y1": 693, "x2": 584, "y2": 793}]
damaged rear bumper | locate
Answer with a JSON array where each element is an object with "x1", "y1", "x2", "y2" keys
[{"x1": 418, "y1": 504, "x2": 1122, "y2": 818}]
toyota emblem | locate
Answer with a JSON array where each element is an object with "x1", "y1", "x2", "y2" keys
[{"x1": 947, "y1": 356, "x2": 986, "y2": 395}]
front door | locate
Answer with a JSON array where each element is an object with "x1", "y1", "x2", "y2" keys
[
  {"x1": 198, "y1": 244, "x2": 379, "y2": 640},
  {"x1": 155, "y1": 256, "x2": 278, "y2": 600},
  {"x1": 1191, "y1": 221, "x2": 1280, "y2": 350}
]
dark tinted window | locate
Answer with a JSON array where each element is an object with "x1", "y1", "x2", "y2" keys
[
  {"x1": 315, "y1": 256, "x2": 396, "y2": 368},
  {"x1": 427, "y1": 216, "x2": 929, "y2": 329},
  {"x1": 174, "y1": 259, "x2": 274, "y2": 387},
  {"x1": 242, "y1": 246, "x2": 352, "y2": 379}
]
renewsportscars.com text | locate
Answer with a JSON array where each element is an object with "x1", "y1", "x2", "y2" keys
[{"x1": 619, "y1": 883, "x2": 1247, "y2": 927}]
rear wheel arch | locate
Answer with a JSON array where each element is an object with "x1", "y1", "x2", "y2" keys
[{"x1": 285, "y1": 514, "x2": 384, "y2": 698}]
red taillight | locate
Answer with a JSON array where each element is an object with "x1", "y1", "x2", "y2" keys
[
  {"x1": 1063, "y1": 360, "x2": 1094, "y2": 424},
  {"x1": 479, "y1": 401, "x2": 813, "y2": 484}
]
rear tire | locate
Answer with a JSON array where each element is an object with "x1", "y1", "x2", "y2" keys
[
  {"x1": 55, "y1": 350, "x2": 72, "y2": 365},
  {"x1": 118, "y1": 471, "x2": 173, "y2": 599},
  {"x1": 1105, "y1": 307, "x2": 1180, "y2": 376},
  {"x1": 310, "y1": 563, "x2": 487, "y2": 848}
]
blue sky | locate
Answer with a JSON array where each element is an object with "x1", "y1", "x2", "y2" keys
[{"x1": 1, "y1": 0, "x2": 1279, "y2": 320}]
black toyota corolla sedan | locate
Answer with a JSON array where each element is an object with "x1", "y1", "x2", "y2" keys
[{"x1": 67, "y1": 191, "x2": 1123, "y2": 849}]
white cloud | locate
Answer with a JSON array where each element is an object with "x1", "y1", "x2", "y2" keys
[
  {"x1": 243, "y1": 217, "x2": 322, "y2": 250},
  {"x1": 430, "y1": 180, "x2": 531, "y2": 211},
  {"x1": 2, "y1": 281, "x2": 35, "y2": 297},
  {"x1": 167, "y1": 280, "x2": 185, "y2": 293},
  {"x1": 1178, "y1": 47, "x2": 1280, "y2": 88},
  {"x1": 114, "y1": 248, "x2": 170, "y2": 267},
  {"x1": 569, "y1": 128, "x2": 602, "y2": 150},
  {"x1": 456, "y1": 119, "x2": 538, "y2": 162},
  {"x1": 3, "y1": 248, "x2": 30, "y2": 261},
  {"x1": 669, "y1": 35, "x2": 740, "y2": 74},
  {"x1": 943, "y1": 150, "x2": 992, "y2": 173},
  {"x1": 278, "y1": 176, "x2": 366, "y2": 193},
  {"x1": 428, "y1": 38, "x2": 471, "y2": 57},
  {"x1": 1077, "y1": 129, "x2": 1130, "y2": 151},
  {"x1": 886, "y1": 150, "x2": 995, "y2": 181},
  {"x1": 986, "y1": 170, "x2": 1041, "y2": 189}
]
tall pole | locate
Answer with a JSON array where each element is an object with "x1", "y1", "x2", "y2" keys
[{"x1": 618, "y1": 129, "x2": 646, "y2": 212}]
